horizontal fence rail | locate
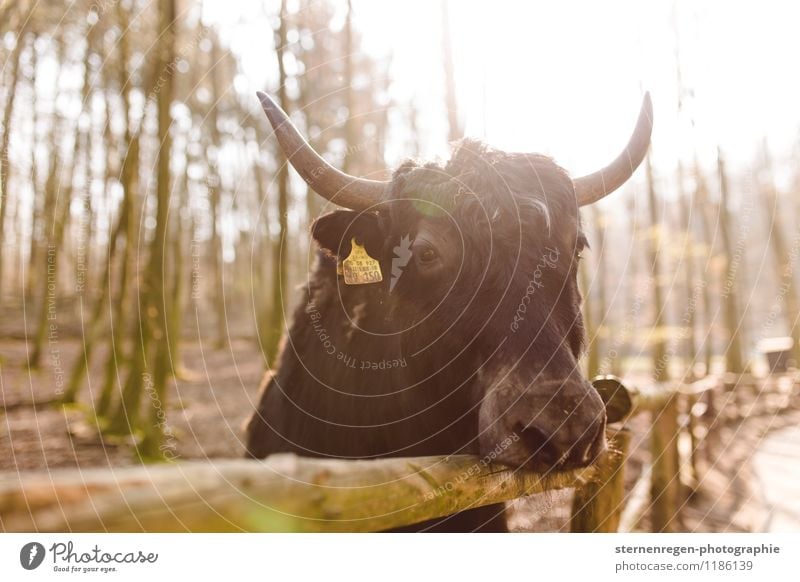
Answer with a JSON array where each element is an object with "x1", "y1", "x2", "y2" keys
[
  {"x1": 0, "y1": 454, "x2": 597, "y2": 532},
  {"x1": 1, "y1": 372, "x2": 795, "y2": 532}
]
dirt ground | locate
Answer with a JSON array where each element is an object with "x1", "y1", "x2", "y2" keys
[
  {"x1": 2, "y1": 335, "x2": 798, "y2": 532},
  {"x1": 0, "y1": 337, "x2": 265, "y2": 471}
]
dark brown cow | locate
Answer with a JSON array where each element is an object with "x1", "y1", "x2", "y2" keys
[{"x1": 245, "y1": 92, "x2": 652, "y2": 531}]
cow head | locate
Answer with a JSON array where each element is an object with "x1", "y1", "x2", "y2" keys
[{"x1": 257, "y1": 92, "x2": 652, "y2": 471}]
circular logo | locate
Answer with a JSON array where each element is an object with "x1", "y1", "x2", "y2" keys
[{"x1": 19, "y1": 542, "x2": 46, "y2": 570}]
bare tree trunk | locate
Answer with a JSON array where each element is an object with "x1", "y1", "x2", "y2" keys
[
  {"x1": 207, "y1": 39, "x2": 228, "y2": 349},
  {"x1": 58, "y1": 27, "x2": 98, "y2": 402},
  {"x1": 29, "y1": 37, "x2": 69, "y2": 368},
  {"x1": 252, "y1": 156, "x2": 273, "y2": 362},
  {"x1": 263, "y1": 0, "x2": 291, "y2": 365},
  {"x1": 646, "y1": 155, "x2": 669, "y2": 383},
  {"x1": 581, "y1": 259, "x2": 598, "y2": 378},
  {"x1": 168, "y1": 156, "x2": 189, "y2": 375},
  {"x1": 342, "y1": 0, "x2": 355, "y2": 173},
  {"x1": 0, "y1": 22, "x2": 28, "y2": 295},
  {"x1": 617, "y1": 193, "x2": 639, "y2": 376},
  {"x1": 74, "y1": 27, "x2": 98, "y2": 306},
  {"x1": 97, "y1": 2, "x2": 139, "y2": 417},
  {"x1": 759, "y1": 141, "x2": 800, "y2": 365},
  {"x1": 56, "y1": 80, "x2": 121, "y2": 404},
  {"x1": 25, "y1": 36, "x2": 41, "y2": 301},
  {"x1": 693, "y1": 162, "x2": 715, "y2": 374},
  {"x1": 139, "y1": 0, "x2": 178, "y2": 458},
  {"x1": 61, "y1": 195, "x2": 127, "y2": 404},
  {"x1": 440, "y1": 0, "x2": 461, "y2": 143},
  {"x1": 107, "y1": 0, "x2": 178, "y2": 456},
  {"x1": 677, "y1": 162, "x2": 698, "y2": 379},
  {"x1": 407, "y1": 99, "x2": 420, "y2": 158},
  {"x1": 372, "y1": 59, "x2": 391, "y2": 170},
  {"x1": 29, "y1": 132, "x2": 77, "y2": 369},
  {"x1": 717, "y1": 148, "x2": 745, "y2": 374},
  {"x1": 206, "y1": 169, "x2": 226, "y2": 346},
  {"x1": 294, "y1": 80, "x2": 322, "y2": 226},
  {"x1": 590, "y1": 206, "x2": 607, "y2": 376}
]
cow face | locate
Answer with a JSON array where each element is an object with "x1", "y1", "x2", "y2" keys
[
  {"x1": 309, "y1": 144, "x2": 606, "y2": 471},
  {"x1": 257, "y1": 91, "x2": 652, "y2": 471}
]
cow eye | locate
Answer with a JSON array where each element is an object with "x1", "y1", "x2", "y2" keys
[{"x1": 417, "y1": 246, "x2": 438, "y2": 264}]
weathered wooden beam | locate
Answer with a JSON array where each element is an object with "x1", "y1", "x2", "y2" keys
[
  {"x1": 570, "y1": 429, "x2": 630, "y2": 532},
  {"x1": 649, "y1": 393, "x2": 682, "y2": 532},
  {"x1": 627, "y1": 377, "x2": 717, "y2": 415},
  {"x1": 633, "y1": 383, "x2": 675, "y2": 413},
  {"x1": 618, "y1": 463, "x2": 653, "y2": 533},
  {"x1": 0, "y1": 454, "x2": 596, "y2": 532}
]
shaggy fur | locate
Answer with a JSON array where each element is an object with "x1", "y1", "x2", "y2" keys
[{"x1": 244, "y1": 139, "x2": 605, "y2": 532}]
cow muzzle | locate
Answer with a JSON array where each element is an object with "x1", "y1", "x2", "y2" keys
[{"x1": 479, "y1": 378, "x2": 607, "y2": 471}]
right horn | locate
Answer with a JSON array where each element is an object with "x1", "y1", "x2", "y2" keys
[
  {"x1": 256, "y1": 91, "x2": 388, "y2": 211},
  {"x1": 572, "y1": 93, "x2": 653, "y2": 206}
]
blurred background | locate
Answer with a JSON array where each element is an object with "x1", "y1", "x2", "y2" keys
[{"x1": 1, "y1": 0, "x2": 800, "y2": 530}]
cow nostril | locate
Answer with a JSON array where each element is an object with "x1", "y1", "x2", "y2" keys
[
  {"x1": 588, "y1": 420, "x2": 607, "y2": 459},
  {"x1": 514, "y1": 422, "x2": 562, "y2": 467},
  {"x1": 575, "y1": 419, "x2": 606, "y2": 464}
]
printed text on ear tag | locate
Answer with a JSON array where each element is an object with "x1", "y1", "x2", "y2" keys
[{"x1": 342, "y1": 238, "x2": 383, "y2": 285}]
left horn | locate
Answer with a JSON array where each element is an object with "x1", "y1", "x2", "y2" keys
[
  {"x1": 256, "y1": 91, "x2": 388, "y2": 211},
  {"x1": 572, "y1": 93, "x2": 653, "y2": 206}
]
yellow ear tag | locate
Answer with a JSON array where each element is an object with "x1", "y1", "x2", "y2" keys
[{"x1": 342, "y1": 238, "x2": 383, "y2": 285}]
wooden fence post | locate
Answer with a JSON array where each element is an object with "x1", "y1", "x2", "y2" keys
[
  {"x1": 649, "y1": 392, "x2": 682, "y2": 532},
  {"x1": 686, "y1": 392, "x2": 701, "y2": 488},
  {"x1": 704, "y1": 384, "x2": 720, "y2": 455},
  {"x1": 570, "y1": 428, "x2": 630, "y2": 532}
]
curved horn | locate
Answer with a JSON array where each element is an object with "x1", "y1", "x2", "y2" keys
[
  {"x1": 256, "y1": 91, "x2": 387, "y2": 211},
  {"x1": 573, "y1": 93, "x2": 653, "y2": 206}
]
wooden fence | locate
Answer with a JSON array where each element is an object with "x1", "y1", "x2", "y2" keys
[{"x1": 1, "y1": 374, "x2": 795, "y2": 532}]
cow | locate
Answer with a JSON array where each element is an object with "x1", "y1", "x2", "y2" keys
[{"x1": 245, "y1": 91, "x2": 653, "y2": 532}]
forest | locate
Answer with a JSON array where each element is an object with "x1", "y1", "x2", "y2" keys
[{"x1": 1, "y1": 0, "x2": 800, "y2": 534}]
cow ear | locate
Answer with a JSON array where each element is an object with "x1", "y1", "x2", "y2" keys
[{"x1": 311, "y1": 210, "x2": 382, "y2": 259}]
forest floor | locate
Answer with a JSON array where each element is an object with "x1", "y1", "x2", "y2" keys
[
  {"x1": 0, "y1": 337, "x2": 265, "y2": 471},
  {"x1": 751, "y1": 423, "x2": 800, "y2": 531},
  {"x1": 1, "y1": 336, "x2": 799, "y2": 532}
]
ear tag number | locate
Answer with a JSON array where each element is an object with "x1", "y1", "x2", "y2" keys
[{"x1": 342, "y1": 238, "x2": 383, "y2": 285}]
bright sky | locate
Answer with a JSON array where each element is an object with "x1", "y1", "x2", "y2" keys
[{"x1": 209, "y1": 0, "x2": 800, "y2": 195}]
